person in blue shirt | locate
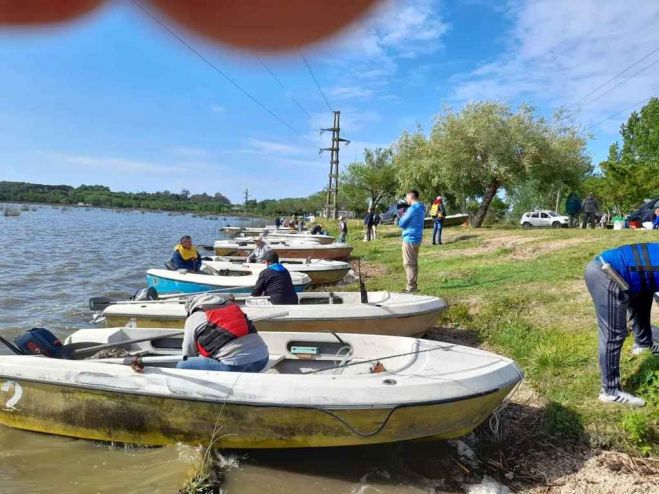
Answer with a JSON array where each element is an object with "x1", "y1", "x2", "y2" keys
[
  {"x1": 397, "y1": 189, "x2": 425, "y2": 292},
  {"x1": 653, "y1": 208, "x2": 659, "y2": 229},
  {"x1": 168, "y1": 235, "x2": 202, "y2": 272},
  {"x1": 584, "y1": 243, "x2": 659, "y2": 407}
]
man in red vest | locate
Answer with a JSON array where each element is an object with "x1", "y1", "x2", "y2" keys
[{"x1": 176, "y1": 294, "x2": 269, "y2": 372}]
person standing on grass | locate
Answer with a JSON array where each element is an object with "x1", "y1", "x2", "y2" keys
[
  {"x1": 372, "y1": 210, "x2": 381, "y2": 240},
  {"x1": 584, "y1": 243, "x2": 659, "y2": 407},
  {"x1": 582, "y1": 193, "x2": 599, "y2": 229},
  {"x1": 653, "y1": 208, "x2": 659, "y2": 230},
  {"x1": 429, "y1": 195, "x2": 446, "y2": 245},
  {"x1": 363, "y1": 207, "x2": 375, "y2": 241},
  {"x1": 338, "y1": 216, "x2": 348, "y2": 243},
  {"x1": 398, "y1": 189, "x2": 425, "y2": 293}
]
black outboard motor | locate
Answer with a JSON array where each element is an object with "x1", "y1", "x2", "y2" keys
[
  {"x1": 14, "y1": 328, "x2": 63, "y2": 357},
  {"x1": 131, "y1": 287, "x2": 158, "y2": 301}
]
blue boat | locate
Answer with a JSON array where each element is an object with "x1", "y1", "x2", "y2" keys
[{"x1": 145, "y1": 268, "x2": 311, "y2": 295}]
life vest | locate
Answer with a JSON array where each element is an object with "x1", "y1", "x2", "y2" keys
[
  {"x1": 175, "y1": 243, "x2": 199, "y2": 261},
  {"x1": 195, "y1": 304, "x2": 253, "y2": 357},
  {"x1": 601, "y1": 243, "x2": 659, "y2": 295}
]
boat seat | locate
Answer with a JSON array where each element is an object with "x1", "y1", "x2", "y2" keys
[{"x1": 261, "y1": 354, "x2": 286, "y2": 373}]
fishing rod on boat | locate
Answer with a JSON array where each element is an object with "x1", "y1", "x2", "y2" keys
[{"x1": 357, "y1": 257, "x2": 368, "y2": 303}]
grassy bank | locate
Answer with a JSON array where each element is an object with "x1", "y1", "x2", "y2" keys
[{"x1": 332, "y1": 221, "x2": 658, "y2": 456}]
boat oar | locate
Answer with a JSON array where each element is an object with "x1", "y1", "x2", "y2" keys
[
  {"x1": 93, "y1": 355, "x2": 187, "y2": 365},
  {"x1": 59, "y1": 331, "x2": 184, "y2": 360}
]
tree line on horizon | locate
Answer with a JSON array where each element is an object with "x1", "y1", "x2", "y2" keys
[{"x1": 0, "y1": 182, "x2": 232, "y2": 213}]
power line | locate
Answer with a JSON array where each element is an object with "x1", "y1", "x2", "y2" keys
[
  {"x1": 568, "y1": 46, "x2": 659, "y2": 110},
  {"x1": 578, "y1": 57, "x2": 659, "y2": 109},
  {"x1": 254, "y1": 55, "x2": 312, "y2": 119},
  {"x1": 586, "y1": 95, "x2": 654, "y2": 130},
  {"x1": 132, "y1": 0, "x2": 303, "y2": 136},
  {"x1": 300, "y1": 52, "x2": 333, "y2": 112}
]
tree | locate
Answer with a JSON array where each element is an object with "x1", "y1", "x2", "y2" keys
[
  {"x1": 340, "y1": 147, "x2": 398, "y2": 212},
  {"x1": 397, "y1": 102, "x2": 590, "y2": 227}
]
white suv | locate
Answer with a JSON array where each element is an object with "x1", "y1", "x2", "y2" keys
[{"x1": 520, "y1": 210, "x2": 569, "y2": 228}]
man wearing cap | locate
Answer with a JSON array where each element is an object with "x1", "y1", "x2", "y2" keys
[
  {"x1": 177, "y1": 294, "x2": 270, "y2": 372},
  {"x1": 169, "y1": 235, "x2": 202, "y2": 272},
  {"x1": 247, "y1": 235, "x2": 271, "y2": 263},
  {"x1": 338, "y1": 216, "x2": 348, "y2": 243},
  {"x1": 584, "y1": 242, "x2": 659, "y2": 407},
  {"x1": 251, "y1": 251, "x2": 299, "y2": 305}
]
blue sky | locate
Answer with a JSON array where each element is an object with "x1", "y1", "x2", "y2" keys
[{"x1": 1, "y1": 0, "x2": 658, "y2": 203}]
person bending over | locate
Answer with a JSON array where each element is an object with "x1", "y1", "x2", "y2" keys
[
  {"x1": 584, "y1": 243, "x2": 659, "y2": 407},
  {"x1": 251, "y1": 251, "x2": 299, "y2": 305},
  {"x1": 177, "y1": 294, "x2": 269, "y2": 372},
  {"x1": 169, "y1": 235, "x2": 202, "y2": 272}
]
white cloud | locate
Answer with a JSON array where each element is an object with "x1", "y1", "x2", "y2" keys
[
  {"x1": 46, "y1": 153, "x2": 192, "y2": 175},
  {"x1": 245, "y1": 139, "x2": 308, "y2": 155},
  {"x1": 329, "y1": 86, "x2": 374, "y2": 100},
  {"x1": 171, "y1": 146, "x2": 210, "y2": 159},
  {"x1": 449, "y1": 0, "x2": 659, "y2": 132},
  {"x1": 210, "y1": 105, "x2": 225, "y2": 112}
]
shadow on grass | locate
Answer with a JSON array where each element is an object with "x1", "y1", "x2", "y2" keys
[
  {"x1": 424, "y1": 325, "x2": 482, "y2": 347},
  {"x1": 446, "y1": 234, "x2": 479, "y2": 244}
]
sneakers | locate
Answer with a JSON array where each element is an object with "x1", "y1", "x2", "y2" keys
[
  {"x1": 598, "y1": 390, "x2": 646, "y2": 407},
  {"x1": 631, "y1": 342, "x2": 659, "y2": 356}
]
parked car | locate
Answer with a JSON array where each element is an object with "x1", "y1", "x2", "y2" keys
[
  {"x1": 628, "y1": 197, "x2": 659, "y2": 225},
  {"x1": 520, "y1": 210, "x2": 569, "y2": 228},
  {"x1": 381, "y1": 201, "x2": 410, "y2": 224}
]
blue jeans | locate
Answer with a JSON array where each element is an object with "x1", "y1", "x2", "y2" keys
[
  {"x1": 432, "y1": 219, "x2": 443, "y2": 244},
  {"x1": 177, "y1": 356, "x2": 269, "y2": 372}
]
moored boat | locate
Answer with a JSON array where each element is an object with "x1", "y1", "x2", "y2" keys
[
  {"x1": 0, "y1": 327, "x2": 523, "y2": 448},
  {"x1": 100, "y1": 291, "x2": 447, "y2": 336},
  {"x1": 214, "y1": 240, "x2": 353, "y2": 260},
  {"x1": 145, "y1": 268, "x2": 311, "y2": 295},
  {"x1": 263, "y1": 232, "x2": 335, "y2": 245},
  {"x1": 203, "y1": 257, "x2": 351, "y2": 285},
  {"x1": 423, "y1": 213, "x2": 470, "y2": 229}
]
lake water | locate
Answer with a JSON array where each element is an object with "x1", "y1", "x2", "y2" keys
[{"x1": 0, "y1": 206, "x2": 456, "y2": 493}]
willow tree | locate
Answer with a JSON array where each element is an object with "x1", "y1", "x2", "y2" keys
[{"x1": 406, "y1": 102, "x2": 590, "y2": 227}]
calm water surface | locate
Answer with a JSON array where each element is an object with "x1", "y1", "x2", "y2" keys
[{"x1": 0, "y1": 206, "x2": 451, "y2": 493}]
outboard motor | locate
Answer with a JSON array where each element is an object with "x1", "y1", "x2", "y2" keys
[
  {"x1": 131, "y1": 287, "x2": 158, "y2": 301},
  {"x1": 14, "y1": 328, "x2": 63, "y2": 357}
]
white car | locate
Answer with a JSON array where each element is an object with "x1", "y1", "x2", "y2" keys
[{"x1": 520, "y1": 210, "x2": 569, "y2": 228}]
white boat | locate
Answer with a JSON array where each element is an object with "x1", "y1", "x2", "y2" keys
[
  {"x1": 203, "y1": 257, "x2": 351, "y2": 285},
  {"x1": 100, "y1": 291, "x2": 447, "y2": 336},
  {"x1": 145, "y1": 267, "x2": 311, "y2": 295},
  {"x1": 214, "y1": 240, "x2": 353, "y2": 260},
  {"x1": 263, "y1": 232, "x2": 335, "y2": 245},
  {"x1": 0, "y1": 326, "x2": 523, "y2": 448}
]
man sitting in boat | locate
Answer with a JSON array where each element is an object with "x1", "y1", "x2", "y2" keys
[
  {"x1": 177, "y1": 294, "x2": 269, "y2": 372},
  {"x1": 168, "y1": 235, "x2": 202, "y2": 272},
  {"x1": 310, "y1": 224, "x2": 325, "y2": 235},
  {"x1": 251, "y1": 251, "x2": 299, "y2": 305},
  {"x1": 246, "y1": 235, "x2": 271, "y2": 263}
]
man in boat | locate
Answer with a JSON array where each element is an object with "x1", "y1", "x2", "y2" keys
[
  {"x1": 251, "y1": 251, "x2": 299, "y2": 305},
  {"x1": 168, "y1": 235, "x2": 202, "y2": 272},
  {"x1": 338, "y1": 216, "x2": 348, "y2": 243},
  {"x1": 398, "y1": 189, "x2": 425, "y2": 293},
  {"x1": 584, "y1": 243, "x2": 659, "y2": 407},
  {"x1": 177, "y1": 294, "x2": 269, "y2": 372},
  {"x1": 247, "y1": 235, "x2": 271, "y2": 263},
  {"x1": 310, "y1": 223, "x2": 325, "y2": 235}
]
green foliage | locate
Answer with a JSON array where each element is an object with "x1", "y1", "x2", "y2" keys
[
  {"x1": 341, "y1": 147, "x2": 398, "y2": 212},
  {"x1": 395, "y1": 102, "x2": 590, "y2": 227},
  {"x1": 0, "y1": 181, "x2": 231, "y2": 213},
  {"x1": 588, "y1": 97, "x2": 659, "y2": 214}
]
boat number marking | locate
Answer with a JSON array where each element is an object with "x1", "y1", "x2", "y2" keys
[{"x1": 1, "y1": 381, "x2": 23, "y2": 410}]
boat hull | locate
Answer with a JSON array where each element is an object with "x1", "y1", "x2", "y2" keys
[
  {"x1": 214, "y1": 245, "x2": 353, "y2": 261},
  {"x1": 0, "y1": 378, "x2": 515, "y2": 448},
  {"x1": 104, "y1": 308, "x2": 441, "y2": 336},
  {"x1": 145, "y1": 274, "x2": 308, "y2": 295}
]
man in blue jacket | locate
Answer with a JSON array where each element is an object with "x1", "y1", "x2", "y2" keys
[
  {"x1": 398, "y1": 189, "x2": 425, "y2": 292},
  {"x1": 584, "y1": 243, "x2": 659, "y2": 407}
]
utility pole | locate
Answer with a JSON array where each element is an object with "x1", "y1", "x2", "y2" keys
[
  {"x1": 320, "y1": 110, "x2": 349, "y2": 220},
  {"x1": 243, "y1": 188, "x2": 249, "y2": 208}
]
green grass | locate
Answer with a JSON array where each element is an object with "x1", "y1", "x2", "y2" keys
[{"x1": 329, "y1": 220, "x2": 659, "y2": 455}]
